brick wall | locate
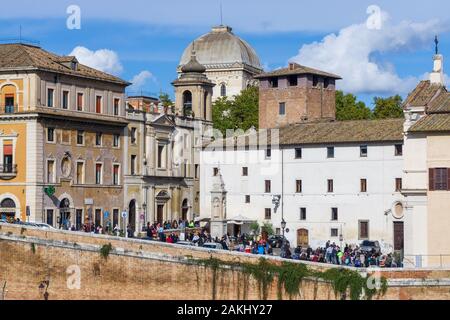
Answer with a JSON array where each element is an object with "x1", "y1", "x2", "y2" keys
[
  {"x1": 258, "y1": 86, "x2": 336, "y2": 129},
  {"x1": 1, "y1": 224, "x2": 450, "y2": 300}
]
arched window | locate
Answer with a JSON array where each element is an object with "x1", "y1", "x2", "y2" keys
[
  {"x1": 1, "y1": 198, "x2": 16, "y2": 208},
  {"x1": 0, "y1": 198, "x2": 16, "y2": 222},
  {"x1": 220, "y1": 84, "x2": 226, "y2": 97},
  {"x1": 182, "y1": 91, "x2": 192, "y2": 116}
]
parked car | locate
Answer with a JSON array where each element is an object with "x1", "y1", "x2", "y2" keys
[
  {"x1": 0, "y1": 220, "x2": 56, "y2": 230},
  {"x1": 202, "y1": 242, "x2": 223, "y2": 250},
  {"x1": 268, "y1": 235, "x2": 285, "y2": 248},
  {"x1": 360, "y1": 240, "x2": 381, "y2": 254},
  {"x1": 176, "y1": 241, "x2": 193, "y2": 246},
  {"x1": 33, "y1": 222, "x2": 56, "y2": 230}
]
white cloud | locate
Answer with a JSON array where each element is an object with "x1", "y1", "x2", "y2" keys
[
  {"x1": 69, "y1": 46, "x2": 123, "y2": 75},
  {"x1": 128, "y1": 70, "x2": 156, "y2": 91},
  {"x1": 290, "y1": 11, "x2": 443, "y2": 95}
]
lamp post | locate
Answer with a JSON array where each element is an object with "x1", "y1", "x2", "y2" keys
[{"x1": 142, "y1": 202, "x2": 147, "y2": 231}]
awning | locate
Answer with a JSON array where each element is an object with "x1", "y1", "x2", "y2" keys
[
  {"x1": 226, "y1": 215, "x2": 256, "y2": 225},
  {"x1": 194, "y1": 216, "x2": 211, "y2": 222}
]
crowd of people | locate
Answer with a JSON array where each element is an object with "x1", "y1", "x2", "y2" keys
[
  {"x1": 280, "y1": 240, "x2": 401, "y2": 268},
  {"x1": 2, "y1": 216, "x2": 402, "y2": 268}
]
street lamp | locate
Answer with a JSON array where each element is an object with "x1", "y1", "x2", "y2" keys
[
  {"x1": 280, "y1": 218, "x2": 287, "y2": 257},
  {"x1": 142, "y1": 202, "x2": 147, "y2": 231},
  {"x1": 281, "y1": 218, "x2": 286, "y2": 239}
]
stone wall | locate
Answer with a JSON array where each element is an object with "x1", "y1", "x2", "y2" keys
[{"x1": 1, "y1": 223, "x2": 450, "y2": 300}]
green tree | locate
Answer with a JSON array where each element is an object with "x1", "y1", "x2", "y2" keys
[
  {"x1": 159, "y1": 92, "x2": 174, "y2": 113},
  {"x1": 261, "y1": 222, "x2": 274, "y2": 236},
  {"x1": 212, "y1": 97, "x2": 235, "y2": 135},
  {"x1": 212, "y1": 86, "x2": 259, "y2": 135},
  {"x1": 335, "y1": 90, "x2": 372, "y2": 121},
  {"x1": 372, "y1": 95, "x2": 403, "y2": 119}
]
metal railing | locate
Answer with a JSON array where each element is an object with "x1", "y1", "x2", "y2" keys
[
  {"x1": 0, "y1": 104, "x2": 19, "y2": 114},
  {"x1": 403, "y1": 254, "x2": 450, "y2": 268},
  {"x1": 0, "y1": 164, "x2": 17, "y2": 175}
]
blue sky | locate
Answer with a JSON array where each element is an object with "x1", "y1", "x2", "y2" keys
[{"x1": 1, "y1": 0, "x2": 450, "y2": 107}]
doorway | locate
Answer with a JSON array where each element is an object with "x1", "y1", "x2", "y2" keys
[
  {"x1": 233, "y1": 224, "x2": 241, "y2": 237},
  {"x1": 393, "y1": 222, "x2": 404, "y2": 251},
  {"x1": 94, "y1": 209, "x2": 102, "y2": 227},
  {"x1": 59, "y1": 198, "x2": 71, "y2": 229},
  {"x1": 181, "y1": 199, "x2": 189, "y2": 221},
  {"x1": 157, "y1": 204, "x2": 164, "y2": 224},
  {"x1": 297, "y1": 229, "x2": 309, "y2": 247},
  {"x1": 128, "y1": 200, "x2": 136, "y2": 231},
  {"x1": 75, "y1": 209, "x2": 83, "y2": 230}
]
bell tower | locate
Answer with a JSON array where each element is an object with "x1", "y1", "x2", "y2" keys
[{"x1": 172, "y1": 47, "x2": 215, "y2": 121}]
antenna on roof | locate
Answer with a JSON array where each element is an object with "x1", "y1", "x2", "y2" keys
[
  {"x1": 220, "y1": 2, "x2": 223, "y2": 26},
  {"x1": 0, "y1": 25, "x2": 40, "y2": 46}
]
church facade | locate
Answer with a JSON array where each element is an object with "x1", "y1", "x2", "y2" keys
[
  {"x1": 123, "y1": 50, "x2": 214, "y2": 233},
  {"x1": 178, "y1": 25, "x2": 262, "y2": 101}
]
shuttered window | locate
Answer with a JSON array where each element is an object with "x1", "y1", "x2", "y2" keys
[
  {"x1": 95, "y1": 164, "x2": 102, "y2": 184},
  {"x1": 265, "y1": 208, "x2": 271, "y2": 220},
  {"x1": 113, "y1": 164, "x2": 120, "y2": 185},
  {"x1": 429, "y1": 168, "x2": 450, "y2": 191},
  {"x1": 96, "y1": 96, "x2": 102, "y2": 113},
  {"x1": 359, "y1": 221, "x2": 369, "y2": 239},
  {"x1": 77, "y1": 93, "x2": 83, "y2": 111},
  {"x1": 3, "y1": 140, "x2": 13, "y2": 156}
]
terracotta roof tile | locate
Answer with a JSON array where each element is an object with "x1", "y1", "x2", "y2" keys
[
  {"x1": 403, "y1": 80, "x2": 444, "y2": 108},
  {"x1": 409, "y1": 113, "x2": 450, "y2": 132},
  {"x1": 206, "y1": 118, "x2": 404, "y2": 148},
  {"x1": 254, "y1": 63, "x2": 341, "y2": 79},
  {"x1": 279, "y1": 118, "x2": 404, "y2": 145},
  {"x1": 0, "y1": 43, "x2": 129, "y2": 85}
]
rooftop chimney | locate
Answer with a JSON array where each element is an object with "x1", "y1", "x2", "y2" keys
[{"x1": 288, "y1": 62, "x2": 300, "y2": 71}]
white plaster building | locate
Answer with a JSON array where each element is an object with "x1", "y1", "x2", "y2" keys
[
  {"x1": 200, "y1": 120, "x2": 405, "y2": 251},
  {"x1": 178, "y1": 25, "x2": 262, "y2": 101},
  {"x1": 402, "y1": 54, "x2": 450, "y2": 267}
]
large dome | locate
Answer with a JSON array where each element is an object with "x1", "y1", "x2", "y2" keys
[{"x1": 179, "y1": 25, "x2": 262, "y2": 71}]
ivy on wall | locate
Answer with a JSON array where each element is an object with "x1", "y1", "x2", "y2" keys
[{"x1": 189, "y1": 256, "x2": 388, "y2": 301}]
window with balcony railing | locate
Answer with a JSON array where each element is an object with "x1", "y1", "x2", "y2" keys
[
  {"x1": 0, "y1": 142, "x2": 17, "y2": 179},
  {"x1": 0, "y1": 163, "x2": 17, "y2": 177}
]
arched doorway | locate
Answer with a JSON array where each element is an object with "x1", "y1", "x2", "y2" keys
[
  {"x1": 297, "y1": 228, "x2": 309, "y2": 247},
  {"x1": 181, "y1": 199, "x2": 189, "y2": 221},
  {"x1": 0, "y1": 198, "x2": 16, "y2": 222},
  {"x1": 59, "y1": 198, "x2": 71, "y2": 230},
  {"x1": 128, "y1": 200, "x2": 136, "y2": 232}
]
